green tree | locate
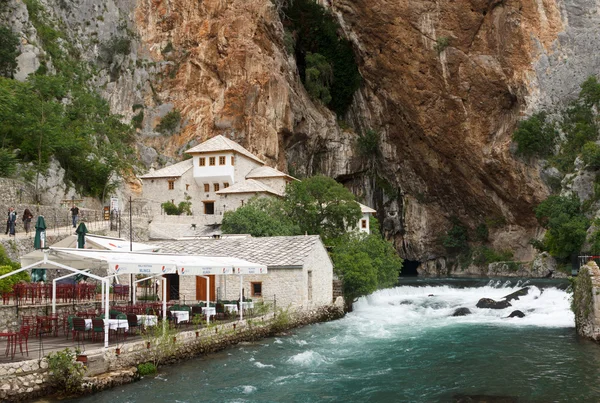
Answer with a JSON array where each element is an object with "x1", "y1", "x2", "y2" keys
[
  {"x1": 304, "y1": 52, "x2": 332, "y2": 104},
  {"x1": 330, "y1": 221, "x2": 402, "y2": 311},
  {"x1": 0, "y1": 25, "x2": 19, "y2": 78},
  {"x1": 285, "y1": 175, "x2": 362, "y2": 241},
  {"x1": 512, "y1": 112, "x2": 557, "y2": 158},
  {"x1": 581, "y1": 141, "x2": 600, "y2": 169},
  {"x1": 579, "y1": 76, "x2": 600, "y2": 107},
  {"x1": 535, "y1": 195, "x2": 589, "y2": 259},
  {"x1": 222, "y1": 197, "x2": 299, "y2": 237}
]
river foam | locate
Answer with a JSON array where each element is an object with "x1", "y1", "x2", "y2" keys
[{"x1": 349, "y1": 281, "x2": 574, "y2": 334}]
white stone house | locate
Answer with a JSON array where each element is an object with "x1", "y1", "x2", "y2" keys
[
  {"x1": 140, "y1": 134, "x2": 377, "y2": 235},
  {"x1": 154, "y1": 235, "x2": 333, "y2": 309},
  {"x1": 358, "y1": 203, "x2": 377, "y2": 234},
  {"x1": 140, "y1": 135, "x2": 296, "y2": 223}
]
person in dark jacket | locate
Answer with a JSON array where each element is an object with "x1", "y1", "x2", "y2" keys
[
  {"x1": 22, "y1": 208, "x2": 33, "y2": 235},
  {"x1": 8, "y1": 207, "x2": 17, "y2": 237},
  {"x1": 70, "y1": 205, "x2": 79, "y2": 228}
]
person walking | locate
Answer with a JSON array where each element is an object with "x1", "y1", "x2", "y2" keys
[
  {"x1": 22, "y1": 208, "x2": 33, "y2": 235},
  {"x1": 70, "y1": 204, "x2": 79, "y2": 228},
  {"x1": 8, "y1": 207, "x2": 17, "y2": 237}
]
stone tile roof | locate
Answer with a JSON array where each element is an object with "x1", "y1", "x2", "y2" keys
[
  {"x1": 216, "y1": 179, "x2": 283, "y2": 196},
  {"x1": 154, "y1": 235, "x2": 323, "y2": 268},
  {"x1": 184, "y1": 135, "x2": 264, "y2": 164},
  {"x1": 246, "y1": 166, "x2": 298, "y2": 181},
  {"x1": 140, "y1": 159, "x2": 193, "y2": 179},
  {"x1": 358, "y1": 202, "x2": 376, "y2": 213}
]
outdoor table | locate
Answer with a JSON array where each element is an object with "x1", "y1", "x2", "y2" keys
[
  {"x1": 84, "y1": 319, "x2": 129, "y2": 332},
  {"x1": 171, "y1": 310, "x2": 189, "y2": 323},
  {"x1": 223, "y1": 304, "x2": 238, "y2": 313},
  {"x1": 201, "y1": 307, "x2": 216, "y2": 316},
  {"x1": 136, "y1": 314, "x2": 157, "y2": 327}
]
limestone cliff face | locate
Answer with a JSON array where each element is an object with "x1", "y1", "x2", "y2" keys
[
  {"x1": 133, "y1": 0, "x2": 346, "y2": 172},
  {"x1": 5, "y1": 0, "x2": 600, "y2": 269}
]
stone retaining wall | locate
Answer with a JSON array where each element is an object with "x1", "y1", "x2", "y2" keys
[{"x1": 0, "y1": 305, "x2": 345, "y2": 402}]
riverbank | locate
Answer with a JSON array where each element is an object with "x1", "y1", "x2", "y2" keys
[{"x1": 0, "y1": 305, "x2": 344, "y2": 402}]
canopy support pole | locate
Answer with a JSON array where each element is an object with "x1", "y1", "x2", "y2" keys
[{"x1": 239, "y1": 274, "x2": 243, "y2": 321}]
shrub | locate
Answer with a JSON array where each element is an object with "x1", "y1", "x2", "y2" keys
[
  {"x1": 131, "y1": 110, "x2": 144, "y2": 129},
  {"x1": 434, "y1": 36, "x2": 450, "y2": 54},
  {"x1": 472, "y1": 246, "x2": 513, "y2": 266},
  {"x1": 156, "y1": 110, "x2": 181, "y2": 135},
  {"x1": 47, "y1": 348, "x2": 85, "y2": 394},
  {"x1": 581, "y1": 141, "x2": 600, "y2": 169},
  {"x1": 162, "y1": 198, "x2": 192, "y2": 215},
  {"x1": 162, "y1": 201, "x2": 180, "y2": 215},
  {"x1": 475, "y1": 223, "x2": 489, "y2": 242},
  {"x1": 137, "y1": 362, "x2": 157, "y2": 376},
  {"x1": 357, "y1": 129, "x2": 380, "y2": 157},
  {"x1": 442, "y1": 217, "x2": 469, "y2": 254},
  {"x1": 512, "y1": 112, "x2": 557, "y2": 158}
]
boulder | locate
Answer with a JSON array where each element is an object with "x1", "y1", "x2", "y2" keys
[
  {"x1": 501, "y1": 287, "x2": 530, "y2": 302},
  {"x1": 476, "y1": 298, "x2": 512, "y2": 309},
  {"x1": 507, "y1": 310, "x2": 525, "y2": 318},
  {"x1": 452, "y1": 308, "x2": 472, "y2": 317}
]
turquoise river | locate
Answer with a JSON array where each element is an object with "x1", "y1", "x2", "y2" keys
[{"x1": 60, "y1": 278, "x2": 600, "y2": 402}]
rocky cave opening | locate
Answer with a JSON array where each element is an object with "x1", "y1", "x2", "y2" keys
[{"x1": 401, "y1": 260, "x2": 420, "y2": 277}]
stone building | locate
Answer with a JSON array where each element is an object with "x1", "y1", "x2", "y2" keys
[
  {"x1": 154, "y1": 235, "x2": 333, "y2": 309},
  {"x1": 140, "y1": 135, "x2": 295, "y2": 222},
  {"x1": 140, "y1": 134, "x2": 376, "y2": 236}
]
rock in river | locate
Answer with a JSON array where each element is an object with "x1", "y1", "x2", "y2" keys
[
  {"x1": 476, "y1": 298, "x2": 512, "y2": 309},
  {"x1": 501, "y1": 287, "x2": 530, "y2": 302},
  {"x1": 507, "y1": 310, "x2": 525, "y2": 318},
  {"x1": 452, "y1": 308, "x2": 472, "y2": 317}
]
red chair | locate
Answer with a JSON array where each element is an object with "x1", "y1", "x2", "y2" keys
[{"x1": 15, "y1": 326, "x2": 29, "y2": 357}]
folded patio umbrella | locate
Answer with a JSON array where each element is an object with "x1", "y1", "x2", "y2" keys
[
  {"x1": 76, "y1": 222, "x2": 88, "y2": 249},
  {"x1": 33, "y1": 216, "x2": 47, "y2": 249}
]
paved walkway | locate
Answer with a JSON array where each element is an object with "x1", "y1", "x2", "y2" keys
[
  {"x1": 0, "y1": 220, "x2": 111, "y2": 242},
  {"x1": 0, "y1": 328, "x2": 146, "y2": 363}
]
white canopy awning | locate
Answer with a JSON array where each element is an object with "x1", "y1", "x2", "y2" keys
[
  {"x1": 20, "y1": 234, "x2": 159, "y2": 269},
  {"x1": 47, "y1": 248, "x2": 266, "y2": 276}
]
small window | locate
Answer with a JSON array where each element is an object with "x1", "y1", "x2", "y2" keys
[
  {"x1": 219, "y1": 156, "x2": 226, "y2": 165},
  {"x1": 223, "y1": 182, "x2": 229, "y2": 188},
  {"x1": 361, "y1": 219, "x2": 367, "y2": 229},
  {"x1": 241, "y1": 199, "x2": 244, "y2": 206},
  {"x1": 168, "y1": 180, "x2": 174, "y2": 190},
  {"x1": 214, "y1": 183, "x2": 220, "y2": 192},
  {"x1": 199, "y1": 157, "x2": 206, "y2": 166},
  {"x1": 231, "y1": 156, "x2": 235, "y2": 166},
  {"x1": 204, "y1": 184, "x2": 210, "y2": 192},
  {"x1": 185, "y1": 184, "x2": 190, "y2": 191},
  {"x1": 251, "y1": 282, "x2": 262, "y2": 297},
  {"x1": 209, "y1": 157, "x2": 216, "y2": 166}
]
